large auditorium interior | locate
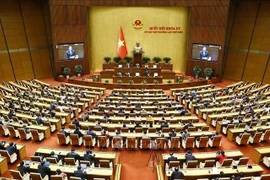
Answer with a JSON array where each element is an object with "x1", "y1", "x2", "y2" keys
[{"x1": 0, "y1": 0, "x2": 270, "y2": 180}]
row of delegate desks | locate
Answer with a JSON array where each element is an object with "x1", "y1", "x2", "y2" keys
[
  {"x1": 170, "y1": 84, "x2": 214, "y2": 96},
  {"x1": 76, "y1": 121, "x2": 207, "y2": 132},
  {"x1": 216, "y1": 115, "x2": 270, "y2": 133},
  {"x1": 26, "y1": 161, "x2": 113, "y2": 180},
  {"x1": 161, "y1": 150, "x2": 243, "y2": 166},
  {"x1": 82, "y1": 114, "x2": 199, "y2": 124},
  {"x1": 67, "y1": 128, "x2": 216, "y2": 140},
  {"x1": 35, "y1": 147, "x2": 116, "y2": 166},
  {"x1": 165, "y1": 165, "x2": 263, "y2": 180},
  {"x1": 227, "y1": 125, "x2": 270, "y2": 142},
  {"x1": 0, "y1": 109, "x2": 61, "y2": 132}
]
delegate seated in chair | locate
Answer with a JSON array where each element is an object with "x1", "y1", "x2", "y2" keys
[
  {"x1": 236, "y1": 131, "x2": 250, "y2": 145},
  {"x1": 83, "y1": 150, "x2": 95, "y2": 165},
  {"x1": 67, "y1": 148, "x2": 81, "y2": 162},
  {"x1": 37, "y1": 161, "x2": 51, "y2": 179},
  {"x1": 185, "y1": 150, "x2": 196, "y2": 165},
  {"x1": 216, "y1": 151, "x2": 227, "y2": 165}
]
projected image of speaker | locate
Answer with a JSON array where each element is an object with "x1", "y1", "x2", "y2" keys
[
  {"x1": 192, "y1": 43, "x2": 221, "y2": 62},
  {"x1": 57, "y1": 42, "x2": 84, "y2": 61}
]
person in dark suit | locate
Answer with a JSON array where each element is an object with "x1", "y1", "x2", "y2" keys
[
  {"x1": 36, "y1": 114, "x2": 44, "y2": 125},
  {"x1": 72, "y1": 119, "x2": 80, "y2": 128},
  {"x1": 199, "y1": 46, "x2": 209, "y2": 60},
  {"x1": 73, "y1": 127, "x2": 83, "y2": 138},
  {"x1": 167, "y1": 152, "x2": 178, "y2": 164},
  {"x1": 59, "y1": 126, "x2": 69, "y2": 137},
  {"x1": 38, "y1": 161, "x2": 51, "y2": 179},
  {"x1": 66, "y1": 46, "x2": 76, "y2": 60},
  {"x1": 18, "y1": 161, "x2": 29, "y2": 176},
  {"x1": 74, "y1": 166, "x2": 87, "y2": 180},
  {"x1": 185, "y1": 150, "x2": 196, "y2": 164},
  {"x1": 170, "y1": 167, "x2": 184, "y2": 180},
  {"x1": 83, "y1": 150, "x2": 95, "y2": 165},
  {"x1": 67, "y1": 148, "x2": 81, "y2": 161},
  {"x1": 6, "y1": 142, "x2": 17, "y2": 155}
]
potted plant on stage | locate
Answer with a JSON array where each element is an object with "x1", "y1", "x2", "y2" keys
[
  {"x1": 129, "y1": 80, "x2": 134, "y2": 85},
  {"x1": 113, "y1": 56, "x2": 121, "y2": 64},
  {"x1": 63, "y1": 67, "x2": 71, "y2": 79},
  {"x1": 74, "y1": 65, "x2": 83, "y2": 77},
  {"x1": 153, "y1": 80, "x2": 159, "y2": 84},
  {"x1": 163, "y1": 57, "x2": 171, "y2": 64},
  {"x1": 142, "y1": 57, "x2": 151, "y2": 64},
  {"x1": 141, "y1": 79, "x2": 147, "y2": 84},
  {"x1": 193, "y1": 66, "x2": 202, "y2": 78},
  {"x1": 167, "y1": 79, "x2": 172, "y2": 84},
  {"x1": 124, "y1": 56, "x2": 133, "y2": 65},
  {"x1": 104, "y1": 79, "x2": 109, "y2": 84},
  {"x1": 117, "y1": 80, "x2": 122, "y2": 84},
  {"x1": 104, "y1": 57, "x2": 111, "y2": 63},
  {"x1": 153, "y1": 57, "x2": 162, "y2": 64},
  {"x1": 204, "y1": 67, "x2": 213, "y2": 80},
  {"x1": 177, "y1": 76, "x2": 184, "y2": 83}
]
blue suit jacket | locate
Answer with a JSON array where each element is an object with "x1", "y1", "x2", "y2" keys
[
  {"x1": 74, "y1": 170, "x2": 87, "y2": 180},
  {"x1": 66, "y1": 50, "x2": 76, "y2": 59}
]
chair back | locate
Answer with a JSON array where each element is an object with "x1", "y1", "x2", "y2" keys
[
  {"x1": 261, "y1": 174, "x2": 270, "y2": 180},
  {"x1": 30, "y1": 172, "x2": 43, "y2": 180},
  {"x1": 253, "y1": 132, "x2": 262, "y2": 143},
  {"x1": 46, "y1": 157, "x2": 58, "y2": 164},
  {"x1": 237, "y1": 157, "x2": 249, "y2": 165},
  {"x1": 148, "y1": 128, "x2": 156, "y2": 133},
  {"x1": 98, "y1": 136, "x2": 108, "y2": 148},
  {"x1": 201, "y1": 126, "x2": 209, "y2": 131},
  {"x1": 212, "y1": 135, "x2": 222, "y2": 147},
  {"x1": 162, "y1": 127, "x2": 170, "y2": 133},
  {"x1": 18, "y1": 128, "x2": 28, "y2": 139},
  {"x1": 99, "y1": 160, "x2": 110, "y2": 168},
  {"x1": 156, "y1": 138, "x2": 166, "y2": 150},
  {"x1": 51, "y1": 175, "x2": 63, "y2": 180},
  {"x1": 198, "y1": 137, "x2": 209, "y2": 148},
  {"x1": 80, "y1": 160, "x2": 91, "y2": 166},
  {"x1": 135, "y1": 127, "x2": 143, "y2": 133},
  {"x1": 170, "y1": 137, "x2": 179, "y2": 149},
  {"x1": 31, "y1": 156, "x2": 42, "y2": 162},
  {"x1": 7, "y1": 126, "x2": 17, "y2": 137},
  {"x1": 84, "y1": 135, "x2": 94, "y2": 147},
  {"x1": 0, "y1": 150, "x2": 12, "y2": 162},
  {"x1": 185, "y1": 137, "x2": 195, "y2": 149},
  {"x1": 121, "y1": 127, "x2": 129, "y2": 132},
  {"x1": 9, "y1": 169, "x2": 22, "y2": 179},
  {"x1": 238, "y1": 123, "x2": 246, "y2": 128},
  {"x1": 169, "y1": 161, "x2": 180, "y2": 169},
  {"x1": 187, "y1": 127, "x2": 196, "y2": 132},
  {"x1": 70, "y1": 134, "x2": 80, "y2": 146},
  {"x1": 221, "y1": 159, "x2": 233, "y2": 166},
  {"x1": 30, "y1": 129, "x2": 40, "y2": 141},
  {"x1": 240, "y1": 134, "x2": 250, "y2": 145},
  {"x1": 127, "y1": 137, "x2": 137, "y2": 149},
  {"x1": 262, "y1": 130, "x2": 270, "y2": 141},
  {"x1": 0, "y1": 125, "x2": 6, "y2": 136},
  {"x1": 204, "y1": 160, "x2": 215, "y2": 167},
  {"x1": 186, "y1": 160, "x2": 198, "y2": 168},
  {"x1": 70, "y1": 177, "x2": 81, "y2": 180},
  {"x1": 69, "y1": 124, "x2": 76, "y2": 129},
  {"x1": 57, "y1": 133, "x2": 67, "y2": 144},
  {"x1": 64, "y1": 157, "x2": 76, "y2": 165},
  {"x1": 141, "y1": 138, "x2": 151, "y2": 149},
  {"x1": 227, "y1": 124, "x2": 235, "y2": 129},
  {"x1": 112, "y1": 137, "x2": 122, "y2": 149}
]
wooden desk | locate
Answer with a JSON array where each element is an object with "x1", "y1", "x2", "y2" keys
[
  {"x1": 0, "y1": 84, "x2": 15, "y2": 93},
  {"x1": 8, "y1": 81, "x2": 28, "y2": 91},
  {"x1": 9, "y1": 121, "x2": 51, "y2": 139},
  {"x1": 226, "y1": 81, "x2": 244, "y2": 89},
  {"x1": 165, "y1": 165, "x2": 263, "y2": 180},
  {"x1": 162, "y1": 150, "x2": 243, "y2": 166},
  {"x1": 0, "y1": 157, "x2": 8, "y2": 175},
  {"x1": 170, "y1": 84, "x2": 214, "y2": 96},
  {"x1": 198, "y1": 107, "x2": 232, "y2": 119},
  {"x1": 0, "y1": 109, "x2": 61, "y2": 131},
  {"x1": 227, "y1": 125, "x2": 270, "y2": 142},
  {"x1": 249, "y1": 84, "x2": 269, "y2": 94},
  {"x1": 33, "y1": 79, "x2": 51, "y2": 87},
  {"x1": 237, "y1": 82, "x2": 256, "y2": 91},
  {"x1": 26, "y1": 161, "x2": 113, "y2": 180},
  {"x1": 113, "y1": 76, "x2": 163, "y2": 83},
  {"x1": 35, "y1": 147, "x2": 116, "y2": 166},
  {"x1": 64, "y1": 82, "x2": 105, "y2": 95},
  {"x1": 113, "y1": 88, "x2": 163, "y2": 93},
  {"x1": 252, "y1": 146, "x2": 270, "y2": 163},
  {"x1": 21, "y1": 80, "x2": 41, "y2": 89}
]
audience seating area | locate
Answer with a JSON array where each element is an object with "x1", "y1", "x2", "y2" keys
[{"x1": 0, "y1": 80, "x2": 270, "y2": 179}]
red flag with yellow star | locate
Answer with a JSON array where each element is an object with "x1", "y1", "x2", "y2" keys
[{"x1": 117, "y1": 27, "x2": 128, "y2": 59}]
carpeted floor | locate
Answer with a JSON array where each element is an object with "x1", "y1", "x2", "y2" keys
[{"x1": 1, "y1": 77, "x2": 270, "y2": 180}]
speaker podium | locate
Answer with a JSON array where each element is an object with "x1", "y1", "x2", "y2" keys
[{"x1": 133, "y1": 52, "x2": 142, "y2": 67}]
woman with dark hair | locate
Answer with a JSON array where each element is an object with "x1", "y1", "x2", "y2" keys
[{"x1": 55, "y1": 169, "x2": 67, "y2": 180}]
